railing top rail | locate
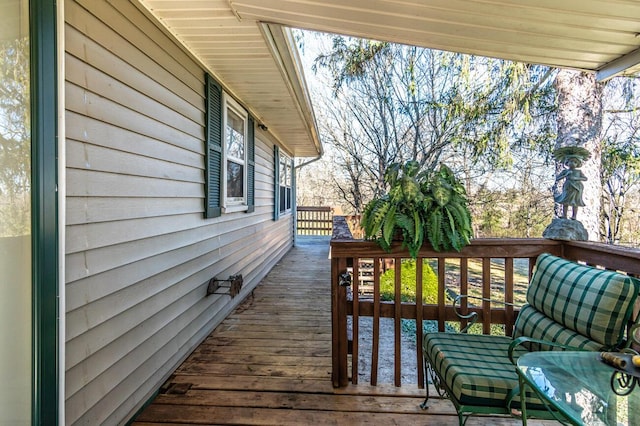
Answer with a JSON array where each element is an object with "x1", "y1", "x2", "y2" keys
[
  {"x1": 331, "y1": 215, "x2": 640, "y2": 274},
  {"x1": 297, "y1": 206, "x2": 333, "y2": 212},
  {"x1": 563, "y1": 240, "x2": 640, "y2": 275},
  {"x1": 331, "y1": 215, "x2": 561, "y2": 258},
  {"x1": 564, "y1": 240, "x2": 640, "y2": 258},
  {"x1": 330, "y1": 237, "x2": 562, "y2": 258}
]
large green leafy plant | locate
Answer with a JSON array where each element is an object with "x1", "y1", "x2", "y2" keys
[
  {"x1": 423, "y1": 164, "x2": 473, "y2": 252},
  {"x1": 361, "y1": 161, "x2": 472, "y2": 257},
  {"x1": 361, "y1": 161, "x2": 425, "y2": 257}
]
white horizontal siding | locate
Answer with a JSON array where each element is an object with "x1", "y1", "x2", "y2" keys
[
  {"x1": 65, "y1": 82, "x2": 203, "y2": 154},
  {"x1": 66, "y1": 197, "x2": 203, "y2": 225},
  {"x1": 65, "y1": 26, "x2": 204, "y2": 123},
  {"x1": 65, "y1": 112, "x2": 203, "y2": 169},
  {"x1": 64, "y1": 0, "x2": 294, "y2": 424}
]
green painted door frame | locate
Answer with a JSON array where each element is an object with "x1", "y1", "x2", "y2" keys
[{"x1": 30, "y1": 0, "x2": 58, "y2": 423}]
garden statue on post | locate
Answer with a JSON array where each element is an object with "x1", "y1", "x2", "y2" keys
[
  {"x1": 543, "y1": 146, "x2": 591, "y2": 241},
  {"x1": 554, "y1": 146, "x2": 590, "y2": 220}
]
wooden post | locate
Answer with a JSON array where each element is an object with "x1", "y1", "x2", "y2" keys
[
  {"x1": 351, "y1": 257, "x2": 360, "y2": 384},
  {"x1": 331, "y1": 256, "x2": 349, "y2": 387}
]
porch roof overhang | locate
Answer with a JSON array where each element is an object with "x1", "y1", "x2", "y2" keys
[{"x1": 137, "y1": 0, "x2": 640, "y2": 158}]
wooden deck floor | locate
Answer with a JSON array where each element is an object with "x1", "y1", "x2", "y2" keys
[{"x1": 132, "y1": 237, "x2": 546, "y2": 425}]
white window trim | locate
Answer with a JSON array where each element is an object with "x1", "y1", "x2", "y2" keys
[
  {"x1": 279, "y1": 152, "x2": 292, "y2": 214},
  {"x1": 222, "y1": 93, "x2": 249, "y2": 212}
]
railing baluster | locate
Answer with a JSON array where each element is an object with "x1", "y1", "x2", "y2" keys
[
  {"x1": 528, "y1": 256, "x2": 536, "y2": 280},
  {"x1": 331, "y1": 255, "x2": 347, "y2": 387},
  {"x1": 437, "y1": 258, "x2": 446, "y2": 332},
  {"x1": 394, "y1": 257, "x2": 402, "y2": 386},
  {"x1": 352, "y1": 257, "x2": 360, "y2": 385},
  {"x1": 505, "y1": 258, "x2": 514, "y2": 336},
  {"x1": 416, "y1": 258, "x2": 424, "y2": 388},
  {"x1": 460, "y1": 258, "x2": 469, "y2": 331},
  {"x1": 482, "y1": 257, "x2": 492, "y2": 335},
  {"x1": 371, "y1": 257, "x2": 381, "y2": 386}
]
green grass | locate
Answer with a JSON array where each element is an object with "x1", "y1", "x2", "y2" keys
[{"x1": 379, "y1": 259, "x2": 438, "y2": 303}]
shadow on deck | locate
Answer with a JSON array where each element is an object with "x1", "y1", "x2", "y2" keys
[{"x1": 132, "y1": 236, "x2": 544, "y2": 425}]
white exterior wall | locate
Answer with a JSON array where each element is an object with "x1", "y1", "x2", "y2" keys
[{"x1": 63, "y1": 0, "x2": 294, "y2": 423}]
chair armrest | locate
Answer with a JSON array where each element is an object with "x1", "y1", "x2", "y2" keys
[
  {"x1": 507, "y1": 336, "x2": 588, "y2": 365},
  {"x1": 445, "y1": 289, "x2": 477, "y2": 333},
  {"x1": 446, "y1": 289, "x2": 518, "y2": 333}
]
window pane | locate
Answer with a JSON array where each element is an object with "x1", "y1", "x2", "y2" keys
[
  {"x1": 285, "y1": 162, "x2": 292, "y2": 186},
  {"x1": 226, "y1": 108, "x2": 244, "y2": 160},
  {"x1": 227, "y1": 160, "x2": 244, "y2": 198},
  {"x1": 280, "y1": 186, "x2": 286, "y2": 212},
  {"x1": 0, "y1": 0, "x2": 31, "y2": 423},
  {"x1": 279, "y1": 156, "x2": 287, "y2": 185}
]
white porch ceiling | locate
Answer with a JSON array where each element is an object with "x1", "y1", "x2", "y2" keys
[
  {"x1": 137, "y1": 0, "x2": 322, "y2": 157},
  {"x1": 138, "y1": 0, "x2": 640, "y2": 157}
]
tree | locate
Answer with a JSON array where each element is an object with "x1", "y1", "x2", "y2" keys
[
  {"x1": 599, "y1": 77, "x2": 640, "y2": 244},
  {"x1": 601, "y1": 140, "x2": 640, "y2": 244},
  {"x1": 618, "y1": 191, "x2": 640, "y2": 246},
  {"x1": 310, "y1": 34, "x2": 556, "y2": 215},
  {"x1": 553, "y1": 70, "x2": 603, "y2": 240},
  {"x1": 471, "y1": 153, "x2": 554, "y2": 239},
  {"x1": 313, "y1": 40, "x2": 453, "y2": 210}
]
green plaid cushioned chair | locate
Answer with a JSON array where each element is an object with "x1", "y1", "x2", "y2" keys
[{"x1": 422, "y1": 253, "x2": 640, "y2": 426}]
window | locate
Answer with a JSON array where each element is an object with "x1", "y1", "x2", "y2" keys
[
  {"x1": 279, "y1": 152, "x2": 292, "y2": 213},
  {"x1": 224, "y1": 97, "x2": 247, "y2": 205},
  {"x1": 205, "y1": 74, "x2": 254, "y2": 218},
  {"x1": 273, "y1": 145, "x2": 293, "y2": 220}
]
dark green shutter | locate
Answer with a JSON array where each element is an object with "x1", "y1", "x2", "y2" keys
[
  {"x1": 247, "y1": 116, "x2": 255, "y2": 213},
  {"x1": 274, "y1": 145, "x2": 280, "y2": 221},
  {"x1": 205, "y1": 74, "x2": 223, "y2": 218}
]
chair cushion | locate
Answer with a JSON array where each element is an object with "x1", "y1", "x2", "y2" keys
[
  {"x1": 523, "y1": 253, "x2": 639, "y2": 349},
  {"x1": 514, "y1": 305, "x2": 603, "y2": 351},
  {"x1": 423, "y1": 332, "x2": 542, "y2": 408}
]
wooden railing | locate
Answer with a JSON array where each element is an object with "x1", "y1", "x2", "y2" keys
[
  {"x1": 330, "y1": 216, "x2": 640, "y2": 388},
  {"x1": 296, "y1": 206, "x2": 333, "y2": 235}
]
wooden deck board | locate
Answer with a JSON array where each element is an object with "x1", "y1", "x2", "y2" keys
[{"x1": 132, "y1": 237, "x2": 550, "y2": 425}]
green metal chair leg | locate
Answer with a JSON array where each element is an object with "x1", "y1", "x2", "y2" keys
[
  {"x1": 420, "y1": 356, "x2": 430, "y2": 409},
  {"x1": 518, "y1": 374, "x2": 528, "y2": 426}
]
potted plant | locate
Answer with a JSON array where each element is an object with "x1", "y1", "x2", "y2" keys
[
  {"x1": 424, "y1": 164, "x2": 473, "y2": 252},
  {"x1": 360, "y1": 161, "x2": 472, "y2": 257}
]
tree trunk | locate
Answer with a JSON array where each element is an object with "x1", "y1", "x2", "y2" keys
[{"x1": 554, "y1": 70, "x2": 603, "y2": 241}]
